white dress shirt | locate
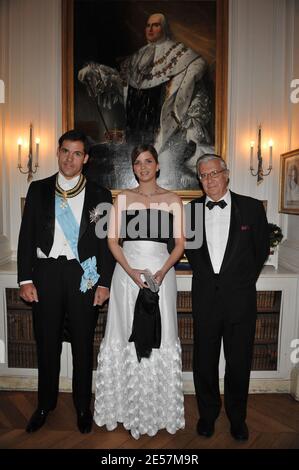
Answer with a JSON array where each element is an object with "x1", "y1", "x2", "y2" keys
[
  {"x1": 205, "y1": 190, "x2": 231, "y2": 274},
  {"x1": 47, "y1": 173, "x2": 85, "y2": 259}
]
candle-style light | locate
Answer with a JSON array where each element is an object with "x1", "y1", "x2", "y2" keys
[
  {"x1": 257, "y1": 125, "x2": 263, "y2": 184},
  {"x1": 268, "y1": 139, "x2": 273, "y2": 168},
  {"x1": 249, "y1": 124, "x2": 273, "y2": 184},
  {"x1": 17, "y1": 137, "x2": 23, "y2": 167},
  {"x1": 250, "y1": 141, "x2": 254, "y2": 169},
  {"x1": 35, "y1": 137, "x2": 40, "y2": 166},
  {"x1": 17, "y1": 123, "x2": 39, "y2": 182}
]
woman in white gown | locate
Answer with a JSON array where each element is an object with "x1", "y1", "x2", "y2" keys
[{"x1": 94, "y1": 144, "x2": 185, "y2": 439}]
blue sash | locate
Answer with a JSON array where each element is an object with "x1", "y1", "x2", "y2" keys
[{"x1": 55, "y1": 195, "x2": 100, "y2": 293}]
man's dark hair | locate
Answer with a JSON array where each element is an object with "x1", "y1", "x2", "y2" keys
[
  {"x1": 58, "y1": 129, "x2": 90, "y2": 154},
  {"x1": 131, "y1": 143, "x2": 159, "y2": 165}
]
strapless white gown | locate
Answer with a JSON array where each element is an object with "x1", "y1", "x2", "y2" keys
[{"x1": 94, "y1": 240, "x2": 185, "y2": 439}]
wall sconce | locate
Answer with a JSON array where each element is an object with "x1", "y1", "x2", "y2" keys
[
  {"x1": 250, "y1": 124, "x2": 273, "y2": 184},
  {"x1": 17, "y1": 123, "x2": 39, "y2": 183}
]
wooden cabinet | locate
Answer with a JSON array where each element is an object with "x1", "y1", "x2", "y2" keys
[
  {"x1": 5, "y1": 288, "x2": 108, "y2": 371},
  {"x1": 176, "y1": 290, "x2": 282, "y2": 372},
  {"x1": 1, "y1": 286, "x2": 286, "y2": 373},
  {"x1": 93, "y1": 308, "x2": 107, "y2": 370},
  {"x1": 0, "y1": 263, "x2": 298, "y2": 392},
  {"x1": 175, "y1": 267, "x2": 299, "y2": 385},
  {"x1": 6, "y1": 288, "x2": 36, "y2": 368},
  {"x1": 177, "y1": 292, "x2": 193, "y2": 371},
  {"x1": 252, "y1": 291, "x2": 281, "y2": 370}
]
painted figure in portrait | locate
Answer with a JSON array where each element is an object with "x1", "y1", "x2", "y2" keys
[{"x1": 285, "y1": 160, "x2": 299, "y2": 203}]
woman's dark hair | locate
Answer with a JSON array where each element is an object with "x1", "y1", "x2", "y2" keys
[{"x1": 131, "y1": 144, "x2": 159, "y2": 165}]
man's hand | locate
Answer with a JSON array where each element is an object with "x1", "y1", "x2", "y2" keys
[
  {"x1": 19, "y1": 283, "x2": 39, "y2": 303},
  {"x1": 93, "y1": 286, "x2": 110, "y2": 306}
]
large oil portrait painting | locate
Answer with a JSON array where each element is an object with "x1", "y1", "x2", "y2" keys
[{"x1": 62, "y1": 0, "x2": 228, "y2": 196}]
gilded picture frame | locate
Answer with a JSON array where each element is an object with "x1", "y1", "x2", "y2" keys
[{"x1": 62, "y1": 0, "x2": 228, "y2": 200}]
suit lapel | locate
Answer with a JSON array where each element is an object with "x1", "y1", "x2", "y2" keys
[
  {"x1": 201, "y1": 197, "x2": 215, "y2": 274},
  {"x1": 42, "y1": 174, "x2": 56, "y2": 241},
  {"x1": 198, "y1": 196, "x2": 214, "y2": 273},
  {"x1": 78, "y1": 181, "x2": 93, "y2": 241},
  {"x1": 220, "y1": 192, "x2": 241, "y2": 273},
  {"x1": 40, "y1": 175, "x2": 96, "y2": 253}
]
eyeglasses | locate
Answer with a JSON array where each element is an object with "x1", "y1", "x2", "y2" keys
[{"x1": 199, "y1": 169, "x2": 227, "y2": 181}]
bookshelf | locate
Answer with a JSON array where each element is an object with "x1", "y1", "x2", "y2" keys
[
  {"x1": 6, "y1": 288, "x2": 37, "y2": 369},
  {"x1": 0, "y1": 263, "x2": 298, "y2": 394},
  {"x1": 3, "y1": 288, "x2": 283, "y2": 373}
]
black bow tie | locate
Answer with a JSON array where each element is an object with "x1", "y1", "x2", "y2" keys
[{"x1": 206, "y1": 199, "x2": 227, "y2": 210}]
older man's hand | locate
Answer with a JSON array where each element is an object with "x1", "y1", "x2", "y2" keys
[{"x1": 20, "y1": 283, "x2": 39, "y2": 303}]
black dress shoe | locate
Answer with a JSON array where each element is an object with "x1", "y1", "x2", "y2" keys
[
  {"x1": 230, "y1": 422, "x2": 249, "y2": 441},
  {"x1": 26, "y1": 409, "x2": 49, "y2": 433},
  {"x1": 77, "y1": 410, "x2": 93, "y2": 434},
  {"x1": 196, "y1": 419, "x2": 215, "y2": 437}
]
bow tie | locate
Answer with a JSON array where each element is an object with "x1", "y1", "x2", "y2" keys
[{"x1": 206, "y1": 199, "x2": 227, "y2": 210}]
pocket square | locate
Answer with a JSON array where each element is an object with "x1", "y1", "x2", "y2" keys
[{"x1": 241, "y1": 225, "x2": 250, "y2": 231}]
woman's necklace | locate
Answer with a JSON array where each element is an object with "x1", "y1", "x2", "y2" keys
[{"x1": 135, "y1": 187, "x2": 160, "y2": 198}]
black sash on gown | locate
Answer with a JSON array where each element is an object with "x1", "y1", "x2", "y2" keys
[{"x1": 129, "y1": 287, "x2": 161, "y2": 362}]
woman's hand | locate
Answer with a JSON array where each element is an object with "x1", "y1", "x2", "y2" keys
[
  {"x1": 128, "y1": 268, "x2": 148, "y2": 289},
  {"x1": 153, "y1": 269, "x2": 166, "y2": 286}
]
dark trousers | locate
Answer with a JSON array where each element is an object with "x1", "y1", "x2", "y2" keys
[
  {"x1": 193, "y1": 294, "x2": 256, "y2": 426},
  {"x1": 32, "y1": 257, "x2": 98, "y2": 412}
]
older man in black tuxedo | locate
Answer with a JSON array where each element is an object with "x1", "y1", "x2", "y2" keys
[
  {"x1": 185, "y1": 154, "x2": 269, "y2": 441},
  {"x1": 17, "y1": 130, "x2": 114, "y2": 434}
]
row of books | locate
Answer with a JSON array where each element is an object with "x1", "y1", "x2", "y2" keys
[
  {"x1": 256, "y1": 291, "x2": 279, "y2": 310},
  {"x1": 177, "y1": 292, "x2": 192, "y2": 310},
  {"x1": 8, "y1": 341, "x2": 105, "y2": 371},
  {"x1": 94, "y1": 313, "x2": 107, "y2": 342},
  {"x1": 178, "y1": 315, "x2": 280, "y2": 343},
  {"x1": 7, "y1": 309, "x2": 108, "y2": 342},
  {"x1": 176, "y1": 291, "x2": 280, "y2": 311},
  {"x1": 181, "y1": 345, "x2": 193, "y2": 371},
  {"x1": 7, "y1": 311, "x2": 34, "y2": 341},
  {"x1": 179, "y1": 315, "x2": 280, "y2": 342},
  {"x1": 8, "y1": 342, "x2": 37, "y2": 368},
  {"x1": 7, "y1": 309, "x2": 280, "y2": 345},
  {"x1": 181, "y1": 355, "x2": 278, "y2": 372},
  {"x1": 5, "y1": 288, "x2": 31, "y2": 309},
  {"x1": 7, "y1": 341, "x2": 278, "y2": 372},
  {"x1": 181, "y1": 344, "x2": 278, "y2": 372},
  {"x1": 255, "y1": 314, "x2": 279, "y2": 340},
  {"x1": 6, "y1": 288, "x2": 280, "y2": 313},
  {"x1": 251, "y1": 344, "x2": 277, "y2": 370},
  {"x1": 178, "y1": 315, "x2": 193, "y2": 341}
]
